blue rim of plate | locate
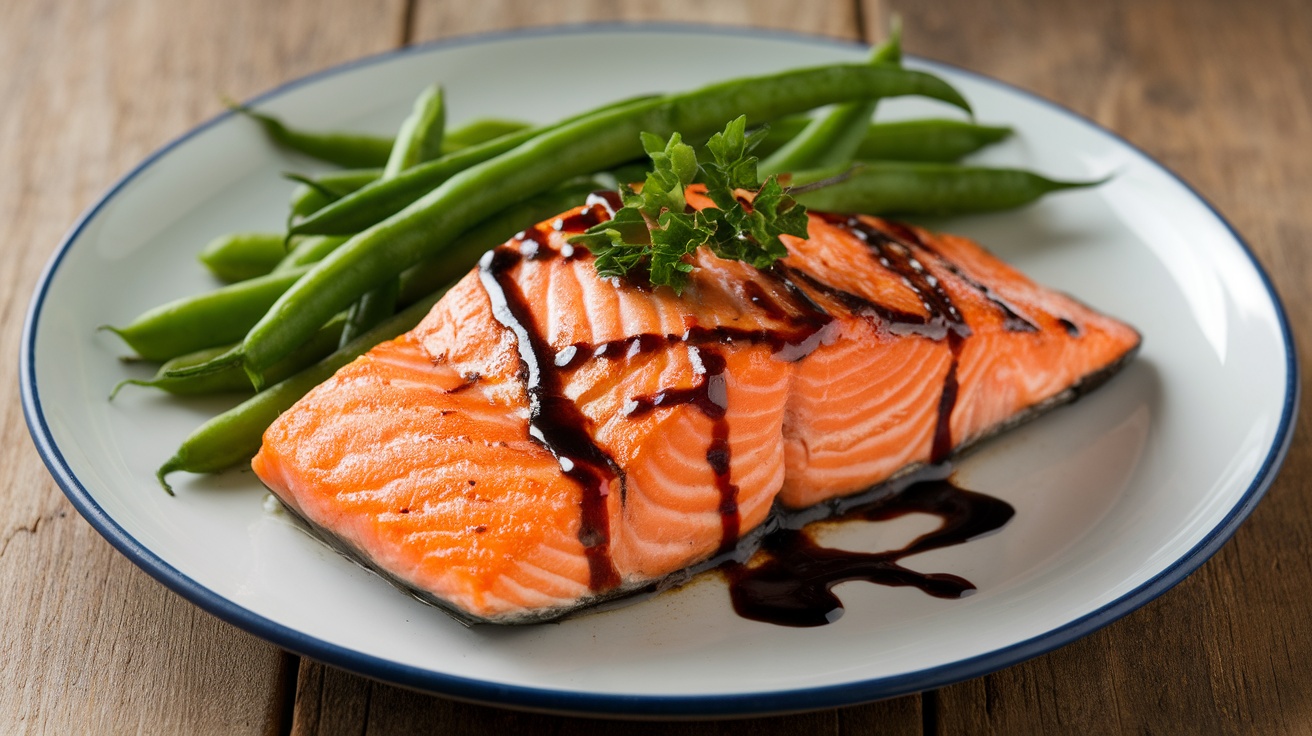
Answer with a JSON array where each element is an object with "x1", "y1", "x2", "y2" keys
[{"x1": 19, "y1": 23, "x2": 1299, "y2": 718}]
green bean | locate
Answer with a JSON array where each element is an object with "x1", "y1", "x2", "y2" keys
[
  {"x1": 112, "y1": 315, "x2": 346, "y2": 397},
  {"x1": 272, "y1": 180, "x2": 604, "y2": 308},
  {"x1": 280, "y1": 122, "x2": 534, "y2": 216},
  {"x1": 383, "y1": 84, "x2": 446, "y2": 178},
  {"x1": 155, "y1": 287, "x2": 450, "y2": 493},
  {"x1": 276, "y1": 179, "x2": 600, "y2": 294},
  {"x1": 760, "y1": 20, "x2": 901, "y2": 175},
  {"x1": 289, "y1": 94, "x2": 664, "y2": 237},
  {"x1": 339, "y1": 280, "x2": 399, "y2": 347},
  {"x1": 196, "y1": 63, "x2": 969, "y2": 386},
  {"x1": 198, "y1": 231, "x2": 288, "y2": 282},
  {"x1": 285, "y1": 120, "x2": 533, "y2": 218},
  {"x1": 117, "y1": 344, "x2": 234, "y2": 395},
  {"x1": 290, "y1": 131, "x2": 544, "y2": 236},
  {"x1": 790, "y1": 161, "x2": 1105, "y2": 216},
  {"x1": 396, "y1": 180, "x2": 601, "y2": 304},
  {"x1": 273, "y1": 236, "x2": 350, "y2": 273},
  {"x1": 167, "y1": 184, "x2": 569, "y2": 379},
  {"x1": 288, "y1": 169, "x2": 383, "y2": 219},
  {"x1": 102, "y1": 265, "x2": 309, "y2": 362},
  {"x1": 231, "y1": 104, "x2": 394, "y2": 168},
  {"x1": 753, "y1": 118, "x2": 1012, "y2": 163},
  {"x1": 854, "y1": 119, "x2": 1012, "y2": 162},
  {"x1": 441, "y1": 118, "x2": 531, "y2": 151},
  {"x1": 344, "y1": 84, "x2": 449, "y2": 343}
]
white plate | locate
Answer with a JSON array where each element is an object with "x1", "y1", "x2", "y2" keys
[{"x1": 21, "y1": 26, "x2": 1296, "y2": 717}]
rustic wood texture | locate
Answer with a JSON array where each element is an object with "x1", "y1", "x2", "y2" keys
[
  {"x1": 0, "y1": 0, "x2": 406, "y2": 732},
  {"x1": 3, "y1": 0, "x2": 1308, "y2": 733},
  {"x1": 290, "y1": 661, "x2": 921, "y2": 736},
  {"x1": 408, "y1": 0, "x2": 863, "y2": 42}
]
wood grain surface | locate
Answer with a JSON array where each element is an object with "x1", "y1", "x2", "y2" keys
[{"x1": 2, "y1": 0, "x2": 1306, "y2": 733}]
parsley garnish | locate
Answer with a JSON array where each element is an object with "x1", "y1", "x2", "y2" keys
[{"x1": 569, "y1": 116, "x2": 809, "y2": 293}]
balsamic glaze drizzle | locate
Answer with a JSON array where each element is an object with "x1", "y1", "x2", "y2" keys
[
  {"x1": 551, "y1": 202, "x2": 608, "y2": 235},
  {"x1": 512, "y1": 224, "x2": 550, "y2": 254},
  {"x1": 932, "y1": 333, "x2": 965, "y2": 463},
  {"x1": 726, "y1": 468, "x2": 1015, "y2": 627},
  {"x1": 838, "y1": 216, "x2": 972, "y2": 461},
  {"x1": 946, "y1": 262, "x2": 1039, "y2": 333},
  {"x1": 585, "y1": 189, "x2": 624, "y2": 216},
  {"x1": 626, "y1": 348, "x2": 740, "y2": 553},
  {"x1": 848, "y1": 219, "x2": 970, "y2": 335},
  {"x1": 475, "y1": 208, "x2": 1039, "y2": 597},
  {"x1": 778, "y1": 265, "x2": 929, "y2": 333},
  {"x1": 478, "y1": 245, "x2": 622, "y2": 590},
  {"x1": 898, "y1": 219, "x2": 1044, "y2": 332}
]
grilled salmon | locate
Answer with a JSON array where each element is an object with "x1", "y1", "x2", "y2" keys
[{"x1": 252, "y1": 190, "x2": 1140, "y2": 624}]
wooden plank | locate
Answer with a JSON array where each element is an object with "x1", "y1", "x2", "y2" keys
[
  {"x1": 409, "y1": 0, "x2": 862, "y2": 41},
  {"x1": 871, "y1": 0, "x2": 1312, "y2": 732},
  {"x1": 287, "y1": 1, "x2": 923, "y2": 732},
  {"x1": 293, "y1": 662, "x2": 920, "y2": 736},
  {"x1": 0, "y1": 0, "x2": 406, "y2": 732}
]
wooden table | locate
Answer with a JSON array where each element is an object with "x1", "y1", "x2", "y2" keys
[{"x1": 4, "y1": 0, "x2": 1307, "y2": 732}]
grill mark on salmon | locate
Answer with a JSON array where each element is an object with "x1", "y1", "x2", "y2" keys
[{"x1": 252, "y1": 191, "x2": 1141, "y2": 624}]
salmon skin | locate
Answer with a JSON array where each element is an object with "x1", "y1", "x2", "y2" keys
[{"x1": 252, "y1": 190, "x2": 1141, "y2": 625}]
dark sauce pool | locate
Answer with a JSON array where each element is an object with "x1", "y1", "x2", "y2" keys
[{"x1": 722, "y1": 464, "x2": 1014, "y2": 627}]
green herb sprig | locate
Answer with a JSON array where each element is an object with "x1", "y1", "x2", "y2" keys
[{"x1": 569, "y1": 116, "x2": 809, "y2": 293}]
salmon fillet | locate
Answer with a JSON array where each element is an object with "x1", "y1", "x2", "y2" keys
[{"x1": 252, "y1": 191, "x2": 1140, "y2": 624}]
